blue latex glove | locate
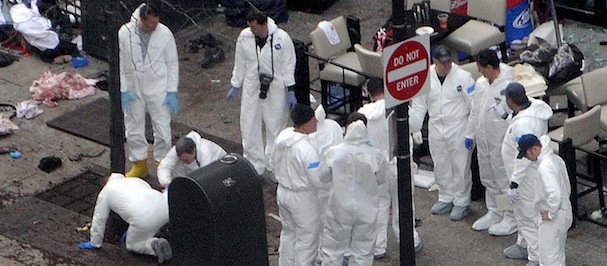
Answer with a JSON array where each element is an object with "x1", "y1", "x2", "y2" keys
[
  {"x1": 120, "y1": 232, "x2": 127, "y2": 243},
  {"x1": 162, "y1": 92, "x2": 179, "y2": 114},
  {"x1": 464, "y1": 137, "x2": 474, "y2": 150},
  {"x1": 78, "y1": 241, "x2": 97, "y2": 250},
  {"x1": 121, "y1": 91, "x2": 135, "y2": 113},
  {"x1": 288, "y1": 91, "x2": 297, "y2": 109},
  {"x1": 226, "y1": 86, "x2": 239, "y2": 101}
]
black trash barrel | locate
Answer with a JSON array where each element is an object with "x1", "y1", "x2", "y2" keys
[{"x1": 169, "y1": 154, "x2": 269, "y2": 266}]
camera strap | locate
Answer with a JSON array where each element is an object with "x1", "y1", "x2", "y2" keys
[{"x1": 256, "y1": 34, "x2": 274, "y2": 78}]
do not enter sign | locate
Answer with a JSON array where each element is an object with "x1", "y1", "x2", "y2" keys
[{"x1": 383, "y1": 35, "x2": 430, "y2": 108}]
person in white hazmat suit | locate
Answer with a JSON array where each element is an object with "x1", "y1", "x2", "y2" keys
[
  {"x1": 119, "y1": 3, "x2": 179, "y2": 178},
  {"x1": 357, "y1": 78, "x2": 422, "y2": 258},
  {"x1": 500, "y1": 83, "x2": 553, "y2": 264},
  {"x1": 468, "y1": 49, "x2": 517, "y2": 235},
  {"x1": 410, "y1": 45, "x2": 476, "y2": 221},
  {"x1": 309, "y1": 104, "x2": 343, "y2": 263},
  {"x1": 516, "y1": 134, "x2": 572, "y2": 266},
  {"x1": 227, "y1": 10, "x2": 297, "y2": 176},
  {"x1": 9, "y1": 0, "x2": 79, "y2": 63},
  {"x1": 157, "y1": 131, "x2": 227, "y2": 188},
  {"x1": 272, "y1": 104, "x2": 321, "y2": 266},
  {"x1": 319, "y1": 116, "x2": 387, "y2": 266},
  {"x1": 78, "y1": 173, "x2": 171, "y2": 264}
]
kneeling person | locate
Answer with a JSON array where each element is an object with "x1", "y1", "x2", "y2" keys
[{"x1": 157, "y1": 131, "x2": 227, "y2": 188}]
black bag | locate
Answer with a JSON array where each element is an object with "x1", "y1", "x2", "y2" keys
[{"x1": 0, "y1": 53, "x2": 16, "y2": 68}]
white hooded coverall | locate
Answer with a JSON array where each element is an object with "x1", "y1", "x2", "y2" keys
[
  {"x1": 230, "y1": 17, "x2": 296, "y2": 175},
  {"x1": 533, "y1": 135, "x2": 572, "y2": 266},
  {"x1": 410, "y1": 63, "x2": 476, "y2": 207},
  {"x1": 89, "y1": 173, "x2": 169, "y2": 256},
  {"x1": 9, "y1": 0, "x2": 59, "y2": 51},
  {"x1": 272, "y1": 127, "x2": 321, "y2": 266},
  {"x1": 157, "y1": 131, "x2": 227, "y2": 187},
  {"x1": 469, "y1": 63, "x2": 514, "y2": 218},
  {"x1": 309, "y1": 105, "x2": 343, "y2": 222},
  {"x1": 119, "y1": 4, "x2": 179, "y2": 162},
  {"x1": 358, "y1": 99, "x2": 421, "y2": 255},
  {"x1": 319, "y1": 120, "x2": 387, "y2": 266},
  {"x1": 502, "y1": 98, "x2": 553, "y2": 261}
]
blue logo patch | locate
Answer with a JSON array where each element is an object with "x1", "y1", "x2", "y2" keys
[
  {"x1": 308, "y1": 161, "x2": 320, "y2": 169},
  {"x1": 275, "y1": 43, "x2": 282, "y2": 50}
]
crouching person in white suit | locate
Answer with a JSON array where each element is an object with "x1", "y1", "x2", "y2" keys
[{"x1": 78, "y1": 173, "x2": 172, "y2": 264}]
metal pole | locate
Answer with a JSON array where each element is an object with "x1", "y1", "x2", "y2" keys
[
  {"x1": 392, "y1": 0, "x2": 415, "y2": 265},
  {"x1": 548, "y1": 0, "x2": 562, "y2": 47},
  {"x1": 105, "y1": 2, "x2": 125, "y2": 174}
]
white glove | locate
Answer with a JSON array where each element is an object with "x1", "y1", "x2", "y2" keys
[
  {"x1": 489, "y1": 103, "x2": 507, "y2": 118},
  {"x1": 508, "y1": 188, "x2": 519, "y2": 202},
  {"x1": 412, "y1": 131, "x2": 423, "y2": 145}
]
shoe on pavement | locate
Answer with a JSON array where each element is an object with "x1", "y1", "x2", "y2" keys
[
  {"x1": 374, "y1": 253, "x2": 386, "y2": 259},
  {"x1": 431, "y1": 201, "x2": 453, "y2": 215},
  {"x1": 152, "y1": 238, "x2": 172, "y2": 264},
  {"x1": 525, "y1": 261, "x2": 539, "y2": 266},
  {"x1": 472, "y1": 211, "x2": 502, "y2": 231},
  {"x1": 450, "y1": 205, "x2": 470, "y2": 221},
  {"x1": 488, "y1": 215, "x2": 518, "y2": 236},
  {"x1": 415, "y1": 241, "x2": 423, "y2": 252},
  {"x1": 503, "y1": 243, "x2": 528, "y2": 259},
  {"x1": 125, "y1": 160, "x2": 149, "y2": 178}
]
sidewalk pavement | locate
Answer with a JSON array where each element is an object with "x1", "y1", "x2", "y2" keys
[{"x1": 2, "y1": 2, "x2": 607, "y2": 264}]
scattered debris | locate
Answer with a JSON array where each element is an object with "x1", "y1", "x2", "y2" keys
[
  {"x1": 38, "y1": 156, "x2": 63, "y2": 173},
  {"x1": 16, "y1": 100, "x2": 44, "y2": 119},
  {"x1": 76, "y1": 223, "x2": 91, "y2": 232},
  {"x1": 68, "y1": 148, "x2": 106, "y2": 161}
]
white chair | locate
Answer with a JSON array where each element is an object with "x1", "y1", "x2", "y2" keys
[
  {"x1": 459, "y1": 62, "x2": 481, "y2": 81},
  {"x1": 309, "y1": 16, "x2": 366, "y2": 118},
  {"x1": 441, "y1": 0, "x2": 508, "y2": 61},
  {"x1": 354, "y1": 44, "x2": 383, "y2": 79},
  {"x1": 548, "y1": 105, "x2": 601, "y2": 158}
]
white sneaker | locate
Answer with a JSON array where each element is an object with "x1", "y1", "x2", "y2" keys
[
  {"x1": 472, "y1": 211, "x2": 502, "y2": 231},
  {"x1": 488, "y1": 215, "x2": 518, "y2": 236}
]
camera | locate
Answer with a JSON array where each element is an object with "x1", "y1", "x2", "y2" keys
[{"x1": 259, "y1": 73, "x2": 273, "y2": 99}]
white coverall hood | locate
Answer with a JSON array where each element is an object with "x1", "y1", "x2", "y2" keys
[
  {"x1": 275, "y1": 127, "x2": 307, "y2": 149},
  {"x1": 310, "y1": 104, "x2": 343, "y2": 157},
  {"x1": 344, "y1": 120, "x2": 369, "y2": 145}
]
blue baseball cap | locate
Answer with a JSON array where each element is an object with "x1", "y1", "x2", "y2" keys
[{"x1": 517, "y1": 134, "x2": 540, "y2": 159}]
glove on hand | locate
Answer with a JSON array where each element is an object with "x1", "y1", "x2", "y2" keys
[
  {"x1": 412, "y1": 131, "x2": 423, "y2": 145},
  {"x1": 162, "y1": 92, "x2": 179, "y2": 114},
  {"x1": 464, "y1": 137, "x2": 474, "y2": 150},
  {"x1": 489, "y1": 103, "x2": 507, "y2": 118},
  {"x1": 226, "y1": 86, "x2": 239, "y2": 102},
  {"x1": 508, "y1": 187, "x2": 519, "y2": 202},
  {"x1": 288, "y1": 91, "x2": 297, "y2": 109},
  {"x1": 78, "y1": 241, "x2": 97, "y2": 250},
  {"x1": 121, "y1": 91, "x2": 135, "y2": 113}
]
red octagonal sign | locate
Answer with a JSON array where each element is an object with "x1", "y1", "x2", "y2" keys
[{"x1": 385, "y1": 40, "x2": 429, "y2": 101}]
